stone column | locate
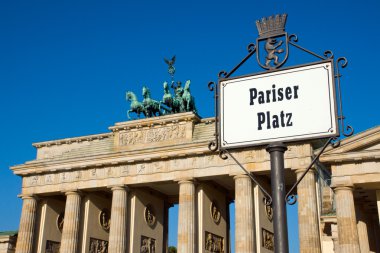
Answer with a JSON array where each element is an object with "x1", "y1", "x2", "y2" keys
[
  {"x1": 163, "y1": 202, "x2": 172, "y2": 253},
  {"x1": 331, "y1": 224, "x2": 339, "y2": 253},
  {"x1": 60, "y1": 191, "x2": 82, "y2": 253},
  {"x1": 355, "y1": 204, "x2": 370, "y2": 253},
  {"x1": 234, "y1": 174, "x2": 255, "y2": 253},
  {"x1": 377, "y1": 190, "x2": 380, "y2": 225},
  {"x1": 177, "y1": 180, "x2": 196, "y2": 253},
  {"x1": 15, "y1": 195, "x2": 38, "y2": 253},
  {"x1": 333, "y1": 186, "x2": 360, "y2": 253},
  {"x1": 372, "y1": 214, "x2": 380, "y2": 253},
  {"x1": 108, "y1": 186, "x2": 128, "y2": 253},
  {"x1": 366, "y1": 212, "x2": 377, "y2": 253},
  {"x1": 295, "y1": 168, "x2": 321, "y2": 253}
]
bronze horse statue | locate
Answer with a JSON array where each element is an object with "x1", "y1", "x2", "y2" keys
[
  {"x1": 142, "y1": 86, "x2": 162, "y2": 117},
  {"x1": 126, "y1": 80, "x2": 197, "y2": 120},
  {"x1": 126, "y1": 91, "x2": 146, "y2": 119},
  {"x1": 161, "y1": 81, "x2": 173, "y2": 115},
  {"x1": 182, "y1": 80, "x2": 196, "y2": 113}
]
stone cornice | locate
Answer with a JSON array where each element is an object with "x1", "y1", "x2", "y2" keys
[
  {"x1": 319, "y1": 149, "x2": 380, "y2": 164},
  {"x1": 11, "y1": 140, "x2": 211, "y2": 175},
  {"x1": 32, "y1": 133, "x2": 113, "y2": 148},
  {"x1": 320, "y1": 125, "x2": 380, "y2": 155},
  {"x1": 109, "y1": 112, "x2": 201, "y2": 132},
  {"x1": 11, "y1": 140, "x2": 314, "y2": 177},
  {"x1": 30, "y1": 113, "x2": 210, "y2": 149}
]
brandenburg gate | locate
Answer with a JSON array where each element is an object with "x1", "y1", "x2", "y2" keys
[
  {"x1": 10, "y1": 14, "x2": 380, "y2": 253},
  {"x1": 12, "y1": 111, "x2": 323, "y2": 253}
]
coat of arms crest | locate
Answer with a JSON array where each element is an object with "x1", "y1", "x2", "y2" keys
[{"x1": 256, "y1": 14, "x2": 288, "y2": 70}]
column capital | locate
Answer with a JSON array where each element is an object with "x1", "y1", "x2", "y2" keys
[
  {"x1": 332, "y1": 185, "x2": 354, "y2": 192},
  {"x1": 63, "y1": 190, "x2": 82, "y2": 196},
  {"x1": 17, "y1": 194, "x2": 38, "y2": 200},
  {"x1": 108, "y1": 184, "x2": 129, "y2": 191},
  {"x1": 294, "y1": 167, "x2": 316, "y2": 175},
  {"x1": 177, "y1": 178, "x2": 196, "y2": 185},
  {"x1": 232, "y1": 174, "x2": 250, "y2": 180}
]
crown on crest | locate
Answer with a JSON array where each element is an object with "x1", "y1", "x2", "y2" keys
[{"x1": 256, "y1": 14, "x2": 287, "y2": 38}]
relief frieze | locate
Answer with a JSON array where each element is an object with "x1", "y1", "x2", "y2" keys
[
  {"x1": 118, "y1": 124, "x2": 187, "y2": 146},
  {"x1": 262, "y1": 228, "x2": 274, "y2": 251},
  {"x1": 89, "y1": 238, "x2": 108, "y2": 253},
  {"x1": 23, "y1": 154, "x2": 222, "y2": 188},
  {"x1": 45, "y1": 174, "x2": 53, "y2": 184},
  {"x1": 205, "y1": 231, "x2": 224, "y2": 253},
  {"x1": 140, "y1": 235, "x2": 155, "y2": 253},
  {"x1": 46, "y1": 240, "x2": 60, "y2": 253},
  {"x1": 60, "y1": 172, "x2": 68, "y2": 182}
]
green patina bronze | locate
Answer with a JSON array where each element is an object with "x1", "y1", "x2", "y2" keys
[
  {"x1": 126, "y1": 80, "x2": 196, "y2": 119},
  {"x1": 125, "y1": 56, "x2": 197, "y2": 120}
]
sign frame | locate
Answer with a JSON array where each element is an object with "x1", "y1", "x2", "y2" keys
[{"x1": 218, "y1": 59, "x2": 340, "y2": 149}]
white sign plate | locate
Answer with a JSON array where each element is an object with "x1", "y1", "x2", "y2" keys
[{"x1": 220, "y1": 61, "x2": 338, "y2": 149}]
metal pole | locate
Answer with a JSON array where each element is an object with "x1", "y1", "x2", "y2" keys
[{"x1": 266, "y1": 142, "x2": 288, "y2": 253}]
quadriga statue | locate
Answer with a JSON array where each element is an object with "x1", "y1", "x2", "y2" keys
[{"x1": 125, "y1": 80, "x2": 196, "y2": 119}]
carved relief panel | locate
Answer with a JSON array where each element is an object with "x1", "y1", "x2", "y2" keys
[
  {"x1": 45, "y1": 240, "x2": 60, "y2": 253},
  {"x1": 140, "y1": 235, "x2": 156, "y2": 253},
  {"x1": 205, "y1": 231, "x2": 224, "y2": 253},
  {"x1": 144, "y1": 204, "x2": 156, "y2": 227},
  {"x1": 56, "y1": 212, "x2": 64, "y2": 233},
  {"x1": 99, "y1": 208, "x2": 110, "y2": 232},
  {"x1": 118, "y1": 124, "x2": 187, "y2": 146},
  {"x1": 210, "y1": 201, "x2": 221, "y2": 224},
  {"x1": 262, "y1": 228, "x2": 274, "y2": 251},
  {"x1": 89, "y1": 237, "x2": 108, "y2": 253}
]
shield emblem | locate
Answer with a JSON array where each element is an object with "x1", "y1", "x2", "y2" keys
[
  {"x1": 255, "y1": 14, "x2": 289, "y2": 70},
  {"x1": 256, "y1": 32, "x2": 289, "y2": 70}
]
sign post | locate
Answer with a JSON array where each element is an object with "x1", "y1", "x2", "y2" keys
[
  {"x1": 266, "y1": 143, "x2": 288, "y2": 253},
  {"x1": 207, "y1": 13, "x2": 352, "y2": 253}
]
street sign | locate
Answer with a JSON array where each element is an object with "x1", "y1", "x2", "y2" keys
[{"x1": 219, "y1": 60, "x2": 338, "y2": 149}]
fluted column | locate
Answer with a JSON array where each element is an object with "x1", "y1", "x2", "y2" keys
[
  {"x1": 108, "y1": 186, "x2": 128, "y2": 253},
  {"x1": 177, "y1": 180, "x2": 196, "y2": 253},
  {"x1": 372, "y1": 214, "x2": 380, "y2": 253},
  {"x1": 15, "y1": 195, "x2": 38, "y2": 253},
  {"x1": 366, "y1": 212, "x2": 377, "y2": 253},
  {"x1": 296, "y1": 168, "x2": 321, "y2": 253},
  {"x1": 60, "y1": 191, "x2": 82, "y2": 253},
  {"x1": 355, "y1": 204, "x2": 370, "y2": 253},
  {"x1": 234, "y1": 174, "x2": 255, "y2": 253},
  {"x1": 377, "y1": 190, "x2": 380, "y2": 225},
  {"x1": 331, "y1": 224, "x2": 339, "y2": 253},
  {"x1": 333, "y1": 186, "x2": 360, "y2": 253}
]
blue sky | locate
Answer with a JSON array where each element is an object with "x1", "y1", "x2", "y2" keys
[{"x1": 1, "y1": 0, "x2": 379, "y2": 252}]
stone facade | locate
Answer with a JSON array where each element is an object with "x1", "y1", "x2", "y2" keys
[
  {"x1": 10, "y1": 112, "x2": 380, "y2": 252},
  {"x1": 0, "y1": 232, "x2": 17, "y2": 253},
  {"x1": 320, "y1": 126, "x2": 380, "y2": 253}
]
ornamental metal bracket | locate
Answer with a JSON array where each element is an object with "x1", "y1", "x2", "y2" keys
[{"x1": 207, "y1": 13, "x2": 354, "y2": 206}]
